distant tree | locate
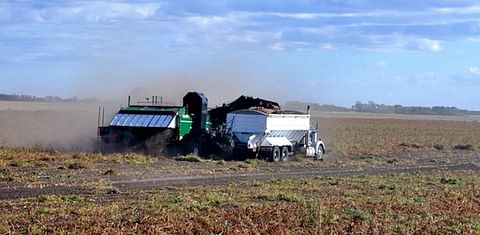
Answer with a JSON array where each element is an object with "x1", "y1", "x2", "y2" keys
[{"x1": 0, "y1": 93, "x2": 97, "y2": 103}]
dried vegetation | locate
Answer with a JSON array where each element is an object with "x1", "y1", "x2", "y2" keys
[
  {"x1": 1, "y1": 173, "x2": 479, "y2": 234},
  {"x1": 315, "y1": 116, "x2": 480, "y2": 156},
  {"x1": 1, "y1": 109, "x2": 480, "y2": 233}
]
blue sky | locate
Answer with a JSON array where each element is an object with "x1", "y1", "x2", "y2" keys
[{"x1": 1, "y1": 0, "x2": 480, "y2": 109}]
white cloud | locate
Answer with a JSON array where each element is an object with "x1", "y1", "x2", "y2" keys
[
  {"x1": 80, "y1": 2, "x2": 162, "y2": 22},
  {"x1": 319, "y1": 43, "x2": 334, "y2": 50},
  {"x1": 469, "y1": 66, "x2": 480, "y2": 76},
  {"x1": 269, "y1": 43, "x2": 285, "y2": 51},
  {"x1": 413, "y1": 39, "x2": 444, "y2": 52},
  {"x1": 2, "y1": 2, "x2": 162, "y2": 23},
  {"x1": 271, "y1": 12, "x2": 319, "y2": 20},
  {"x1": 433, "y1": 5, "x2": 480, "y2": 14},
  {"x1": 2, "y1": 0, "x2": 480, "y2": 58},
  {"x1": 185, "y1": 16, "x2": 231, "y2": 27}
]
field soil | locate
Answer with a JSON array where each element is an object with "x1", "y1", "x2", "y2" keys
[
  {"x1": 0, "y1": 148, "x2": 479, "y2": 200},
  {"x1": 1, "y1": 102, "x2": 480, "y2": 233}
]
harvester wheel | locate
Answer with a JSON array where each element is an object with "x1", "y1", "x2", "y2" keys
[
  {"x1": 192, "y1": 144, "x2": 200, "y2": 156},
  {"x1": 281, "y1": 147, "x2": 289, "y2": 161},
  {"x1": 271, "y1": 146, "x2": 281, "y2": 162}
]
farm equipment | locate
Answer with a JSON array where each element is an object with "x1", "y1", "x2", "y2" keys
[
  {"x1": 226, "y1": 109, "x2": 325, "y2": 161},
  {"x1": 98, "y1": 92, "x2": 325, "y2": 161}
]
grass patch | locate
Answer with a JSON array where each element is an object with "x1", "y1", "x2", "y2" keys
[
  {"x1": 276, "y1": 193, "x2": 301, "y2": 202},
  {"x1": 256, "y1": 192, "x2": 300, "y2": 202},
  {"x1": 326, "y1": 177, "x2": 340, "y2": 186},
  {"x1": 440, "y1": 177, "x2": 457, "y2": 185},
  {"x1": 244, "y1": 159, "x2": 261, "y2": 165},
  {"x1": 175, "y1": 155, "x2": 203, "y2": 162},
  {"x1": 343, "y1": 208, "x2": 372, "y2": 221},
  {"x1": 82, "y1": 179, "x2": 119, "y2": 195},
  {"x1": 109, "y1": 153, "x2": 156, "y2": 164},
  {"x1": 301, "y1": 200, "x2": 339, "y2": 228},
  {"x1": 0, "y1": 168, "x2": 17, "y2": 182}
]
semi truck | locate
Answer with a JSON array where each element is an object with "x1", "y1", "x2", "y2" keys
[
  {"x1": 226, "y1": 109, "x2": 325, "y2": 161},
  {"x1": 98, "y1": 91, "x2": 325, "y2": 161}
]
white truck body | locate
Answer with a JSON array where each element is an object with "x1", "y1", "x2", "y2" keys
[
  {"x1": 226, "y1": 110, "x2": 325, "y2": 161},
  {"x1": 226, "y1": 111, "x2": 310, "y2": 131}
]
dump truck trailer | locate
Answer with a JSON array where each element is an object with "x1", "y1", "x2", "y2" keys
[
  {"x1": 226, "y1": 109, "x2": 325, "y2": 161},
  {"x1": 98, "y1": 91, "x2": 325, "y2": 161}
]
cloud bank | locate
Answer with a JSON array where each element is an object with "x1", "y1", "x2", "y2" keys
[{"x1": 2, "y1": 0, "x2": 480, "y2": 66}]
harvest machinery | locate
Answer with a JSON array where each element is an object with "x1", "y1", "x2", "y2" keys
[{"x1": 98, "y1": 92, "x2": 325, "y2": 161}]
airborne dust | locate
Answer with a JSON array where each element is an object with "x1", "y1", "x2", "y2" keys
[{"x1": 1, "y1": 59, "x2": 314, "y2": 151}]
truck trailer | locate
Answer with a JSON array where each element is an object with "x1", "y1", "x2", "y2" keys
[
  {"x1": 226, "y1": 109, "x2": 325, "y2": 161},
  {"x1": 98, "y1": 91, "x2": 325, "y2": 161}
]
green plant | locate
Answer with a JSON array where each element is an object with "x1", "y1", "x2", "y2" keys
[{"x1": 175, "y1": 155, "x2": 203, "y2": 162}]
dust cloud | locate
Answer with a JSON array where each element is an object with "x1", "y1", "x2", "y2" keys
[
  {"x1": 72, "y1": 57, "x2": 299, "y2": 107},
  {"x1": 2, "y1": 56, "x2": 314, "y2": 151},
  {"x1": 0, "y1": 103, "x2": 106, "y2": 151}
]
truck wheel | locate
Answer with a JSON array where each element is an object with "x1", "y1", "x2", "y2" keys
[
  {"x1": 271, "y1": 146, "x2": 281, "y2": 162},
  {"x1": 314, "y1": 145, "x2": 324, "y2": 160},
  {"x1": 281, "y1": 147, "x2": 289, "y2": 161}
]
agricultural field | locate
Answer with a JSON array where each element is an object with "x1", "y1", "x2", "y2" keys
[
  {"x1": 1, "y1": 172, "x2": 480, "y2": 234},
  {"x1": 313, "y1": 111, "x2": 480, "y2": 156},
  {"x1": 0, "y1": 102, "x2": 480, "y2": 233},
  {"x1": 0, "y1": 101, "x2": 116, "y2": 150}
]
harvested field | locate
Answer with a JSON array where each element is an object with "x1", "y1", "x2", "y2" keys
[
  {"x1": 1, "y1": 101, "x2": 479, "y2": 155},
  {"x1": 1, "y1": 102, "x2": 480, "y2": 233},
  {"x1": 314, "y1": 112, "x2": 480, "y2": 156},
  {"x1": 1, "y1": 172, "x2": 480, "y2": 234}
]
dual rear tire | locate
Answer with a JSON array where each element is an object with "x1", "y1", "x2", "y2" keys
[{"x1": 271, "y1": 146, "x2": 289, "y2": 162}]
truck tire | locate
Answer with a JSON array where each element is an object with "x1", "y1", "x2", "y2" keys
[
  {"x1": 281, "y1": 146, "x2": 289, "y2": 161},
  {"x1": 271, "y1": 146, "x2": 281, "y2": 162},
  {"x1": 314, "y1": 144, "x2": 324, "y2": 160}
]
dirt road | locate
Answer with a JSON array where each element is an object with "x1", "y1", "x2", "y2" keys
[{"x1": 1, "y1": 160, "x2": 478, "y2": 200}]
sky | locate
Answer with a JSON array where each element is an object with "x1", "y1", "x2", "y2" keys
[{"x1": 1, "y1": 0, "x2": 480, "y2": 109}]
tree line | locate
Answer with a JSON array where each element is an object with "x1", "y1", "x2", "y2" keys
[
  {"x1": 285, "y1": 100, "x2": 480, "y2": 116},
  {"x1": 352, "y1": 101, "x2": 480, "y2": 115},
  {"x1": 0, "y1": 94, "x2": 97, "y2": 103}
]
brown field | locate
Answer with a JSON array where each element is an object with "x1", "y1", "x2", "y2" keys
[
  {"x1": 0, "y1": 102, "x2": 480, "y2": 234},
  {"x1": 314, "y1": 112, "x2": 480, "y2": 156},
  {"x1": 2, "y1": 173, "x2": 480, "y2": 234}
]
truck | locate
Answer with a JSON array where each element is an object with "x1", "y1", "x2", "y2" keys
[
  {"x1": 226, "y1": 109, "x2": 325, "y2": 161},
  {"x1": 98, "y1": 91, "x2": 325, "y2": 161}
]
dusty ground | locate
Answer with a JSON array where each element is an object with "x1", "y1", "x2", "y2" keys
[
  {"x1": 0, "y1": 101, "x2": 119, "y2": 151},
  {"x1": 0, "y1": 102, "x2": 480, "y2": 233},
  {"x1": 0, "y1": 148, "x2": 479, "y2": 200},
  {"x1": 0, "y1": 102, "x2": 479, "y2": 198},
  {"x1": 1, "y1": 163, "x2": 479, "y2": 234}
]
